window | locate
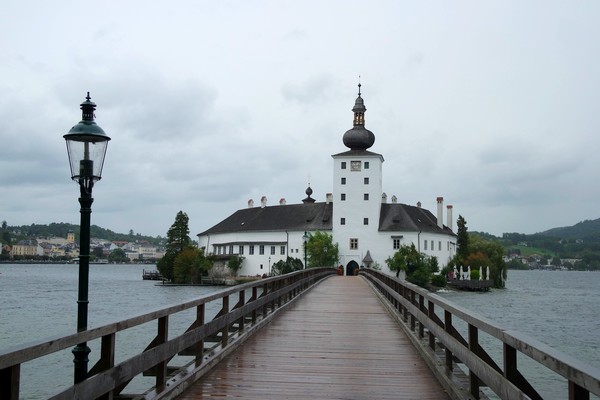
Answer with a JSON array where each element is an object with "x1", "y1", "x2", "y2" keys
[
  {"x1": 229, "y1": 245, "x2": 233, "y2": 254},
  {"x1": 341, "y1": 161, "x2": 347, "y2": 169},
  {"x1": 270, "y1": 246, "x2": 275, "y2": 255},
  {"x1": 393, "y1": 239, "x2": 400, "y2": 249},
  {"x1": 341, "y1": 193, "x2": 346, "y2": 201},
  {"x1": 424, "y1": 240, "x2": 428, "y2": 250},
  {"x1": 364, "y1": 177, "x2": 369, "y2": 184},
  {"x1": 350, "y1": 238, "x2": 358, "y2": 250},
  {"x1": 351, "y1": 161, "x2": 361, "y2": 171},
  {"x1": 341, "y1": 177, "x2": 346, "y2": 185},
  {"x1": 363, "y1": 218, "x2": 369, "y2": 225},
  {"x1": 239, "y1": 245, "x2": 244, "y2": 255},
  {"x1": 438, "y1": 241, "x2": 441, "y2": 251},
  {"x1": 364, "y1": 193, "x2": 369, "y2": 201},
  {"x1": 259, "y1": 245, "x2": 265, "y2": 255},
  {"x1": 249, "y1": 245, "x2": 255, "y2": 255},
  {"x1": 340, "y1": 217, "x2": 346, "y2": 225},
  {"x1": 280, "y1": 246, "x2": 285, "y2": 255},
  {"x1": 364, "y1": 161, "x2": 370, "y2": 169},
  {"x1": 431, "y1": 241, "x2": 434, "y2": 250}
]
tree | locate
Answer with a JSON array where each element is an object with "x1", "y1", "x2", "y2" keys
[
  {"x1": 157, "y1": 211, "x2": 192, "y2": 281},
  {"x1": 305, "y1": 231, "x2": 339, "y2": 268},
  {"x1": 456, "y1": 215, "x2": 469, "y2": 264},
  {"x1": 108, "y1": 248, "x2": 128, "y2": 263},
  {"x1": 469, "y1": 234, "x2": 508, "y2": 288},
  {"x1": 272, "y1": 257, "x2": 304, "y2": 275},
  {"x1": 92, "y1": 246, "x2": 105, "y2": 259},
  {"x1": 385, "y1": 244, "x2": 439, "y2": 288},
  {"x1": 173, "y1": 247, "x2": 210, "y2": 283},
  {"x1": 227, "y1": 255, "x2": 245, "y2": 277}
]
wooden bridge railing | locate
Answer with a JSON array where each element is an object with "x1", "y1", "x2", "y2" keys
[
  {"x1": 0, "y1": 267, "x2": 336, "y2": 400},
  {"x1": 360, "y1": 268, "x2": 600, "y2": 400}
]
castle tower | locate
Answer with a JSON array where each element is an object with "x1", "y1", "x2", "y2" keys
[{"x1": 332, "y1": 84, "x2": 384, "y2": 270}]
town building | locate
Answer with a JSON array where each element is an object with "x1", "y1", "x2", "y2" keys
[{"x1": 197, "y1": 85, "x2": 457, "y2": 276}]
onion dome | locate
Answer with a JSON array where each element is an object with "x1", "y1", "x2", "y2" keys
[
  {"x1": 302, "y1": 185, "x2": 316, "y2": 203},
  {"x1": 342, "y1": 83, "x2": 375, "y2": 150}
]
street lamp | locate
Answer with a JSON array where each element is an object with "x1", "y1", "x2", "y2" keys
[
  {"x1": 302, "y1": 231, "x2": 308, "y2": 269},
  {"x1": 64, "y1": 92, "x2": 111, "y2": 383}
]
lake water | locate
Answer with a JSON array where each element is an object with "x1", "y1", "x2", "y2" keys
[{"x1": 0, "y1": 265, "x2": 598, "y2": 399}]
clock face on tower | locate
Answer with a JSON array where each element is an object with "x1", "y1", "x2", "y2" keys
[{"x1": 351, "y1": 160, "x2": 361, "y2": 171}]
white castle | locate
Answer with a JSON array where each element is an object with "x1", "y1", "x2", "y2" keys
[{"x1": 197, "y1": 84, "x2": 457, "y2": 276}]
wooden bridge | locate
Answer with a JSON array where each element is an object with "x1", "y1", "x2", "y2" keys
[{"x1": 1, "y1": 268, "x2": 599, "y2": 399}]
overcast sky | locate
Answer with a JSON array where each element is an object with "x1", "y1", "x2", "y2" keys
[{"x1": 1, "y1": 1, "x2": 599, "y2": 239}]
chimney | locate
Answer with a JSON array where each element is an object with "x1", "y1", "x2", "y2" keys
[
  {"x1": 392, "y1": 195, "x2": 398, "y2": 204},
  {"x1": 260, "y1": 196, "x2": 267, "y2": 208},
  {"x1": 447, "y1": 205, "x2": 453, "y2": 231},
  {"x1": 248, "y1": 199, "x2": 254, "y2": 208},
  {"x1": 416, "y1": 201, "x2": 421, "y2": 208},
  {"x1": 279, "y1": 198, "x2": 286, "y2": 205},
  {"x1": 381, "y1": 193, "x2": 387, "y2": 203},
  {"x1": 326, "y1": 193, "x2": 333, "y2": 204},
  {"x1": 437, "y1": 197, "x2": 444, "y2": 229}
]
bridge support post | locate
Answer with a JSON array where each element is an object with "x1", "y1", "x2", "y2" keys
[{"x1": 468, "y1": 324, "x2": 481, "y2": 399}]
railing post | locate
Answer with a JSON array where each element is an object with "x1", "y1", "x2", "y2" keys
[
  {"x1": 468, "y1": 324, "x2": 481, "y2": 399},
  {"x1": 196, "y1": 304, "x2": 205, "y2": 365},
  {"x1": 156, "y1": 316, "x2": 169, "y2": 389},
  {"x1": 569, "y1": 381, "x2": 590, "y2": 400},
  {"x1": 410, "y1": 291, "x2": 416, "y2": 332},
  {"x1": 238, "y1": 290, "x2": 245, "y2": 331},
  {"x1": 222, "y1": 295, "x2": 230, "y2": 347},
  {"x1": 427, "y1": 300, "x2": 435, "y2": 350},
  {"x1": 444, "y1": 310, "x2": 453, "y2": 370},
  {"x1": 96, "y1": 333, "x2": 116, "y2": 400},
  {"x1": 252, "y1": 287, "x2": 258, "y2": 324},
  {"x1": 419, "y1": 296, "x2": 425, "y2": 338},
  {"x1": 0, "y1": 364, "x2": 20, "y2": 400}
]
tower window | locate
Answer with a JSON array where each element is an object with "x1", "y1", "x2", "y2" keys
[
  {"x1": 350, "y1": 238, "x2": 358, "y2": 250},
  {"x1": 341, "y1": 177, "x2": 346, "y2": 185},
  {"x1": 340, "y1": 218, "x2": 346, "y2": 225},
  {"x1": 364, "y1": 177, "x2": 369, "y2": 184},
  {"x1": 341, "y1": 193, "x2": 346, "y2": 201},
  {"x1": 364, "y1": 161, "x2": 370, "y2": 169},
  {"x1": 341, "y1": 162, "x2": 347, "y2": 169},
  {"x1": 364, "y1": 193, "x2": 369, "y2": 201},
  {"x1": 363, "y1": 218, "x2": 369, "y2": 225}
]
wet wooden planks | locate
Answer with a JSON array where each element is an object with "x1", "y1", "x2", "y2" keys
[{"x1": 177, "y1": 276, "x2": 450, "y2": 399}]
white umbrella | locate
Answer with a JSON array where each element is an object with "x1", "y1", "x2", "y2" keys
[
  {"x1": 467, "y1": 266, "x2": 471, "y2": 280},
  {"x1": 479, "y1": 266, "x2": 483, "y2": 280},
  {"x1": 486, "y1": 266, "x2": 490, "y2": 280}
]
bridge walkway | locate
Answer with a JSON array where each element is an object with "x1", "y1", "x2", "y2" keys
[{"x1": 177, "y1": 275, "x2": 451, "y2": 399}]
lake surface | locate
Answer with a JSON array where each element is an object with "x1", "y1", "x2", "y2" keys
[{"x1": 0, "y1": 265, "x2": 598, "y2": 399}]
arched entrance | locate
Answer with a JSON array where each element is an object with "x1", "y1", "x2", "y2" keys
[{"x1": 345, "y1": 260, "x2": 360, "y2": 276}]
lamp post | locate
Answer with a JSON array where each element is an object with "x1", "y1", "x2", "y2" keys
[
  {"x1": 64, "y1": 92, "x2": 111, "y2": 383},
  {"x1": 302, "y1": 231, "x2": 308, "y2": 269}
]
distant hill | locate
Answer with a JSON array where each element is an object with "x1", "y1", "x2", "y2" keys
[
  {"x1": 540, "y1": 218, "x2": 600, "y2": 240},
  {"x1": 3, "y1": 222, "x2": 164, "y2": 246}
]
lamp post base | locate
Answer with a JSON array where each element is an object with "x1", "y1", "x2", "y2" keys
[{"x1": 72, "y1": 343, "x2": 91, "y2": 383}]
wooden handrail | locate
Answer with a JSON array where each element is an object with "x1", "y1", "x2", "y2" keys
[
  {"x1": 0, "y1": 268, "x2": 336, "y2": 399},
  {"x1": 360, "y1": 268, "x2": 600, "y2": 399}
]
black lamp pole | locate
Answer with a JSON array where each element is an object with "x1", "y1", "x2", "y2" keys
[{"x1": 64, "y1": 93, "x2": 110, "y2": 383}]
